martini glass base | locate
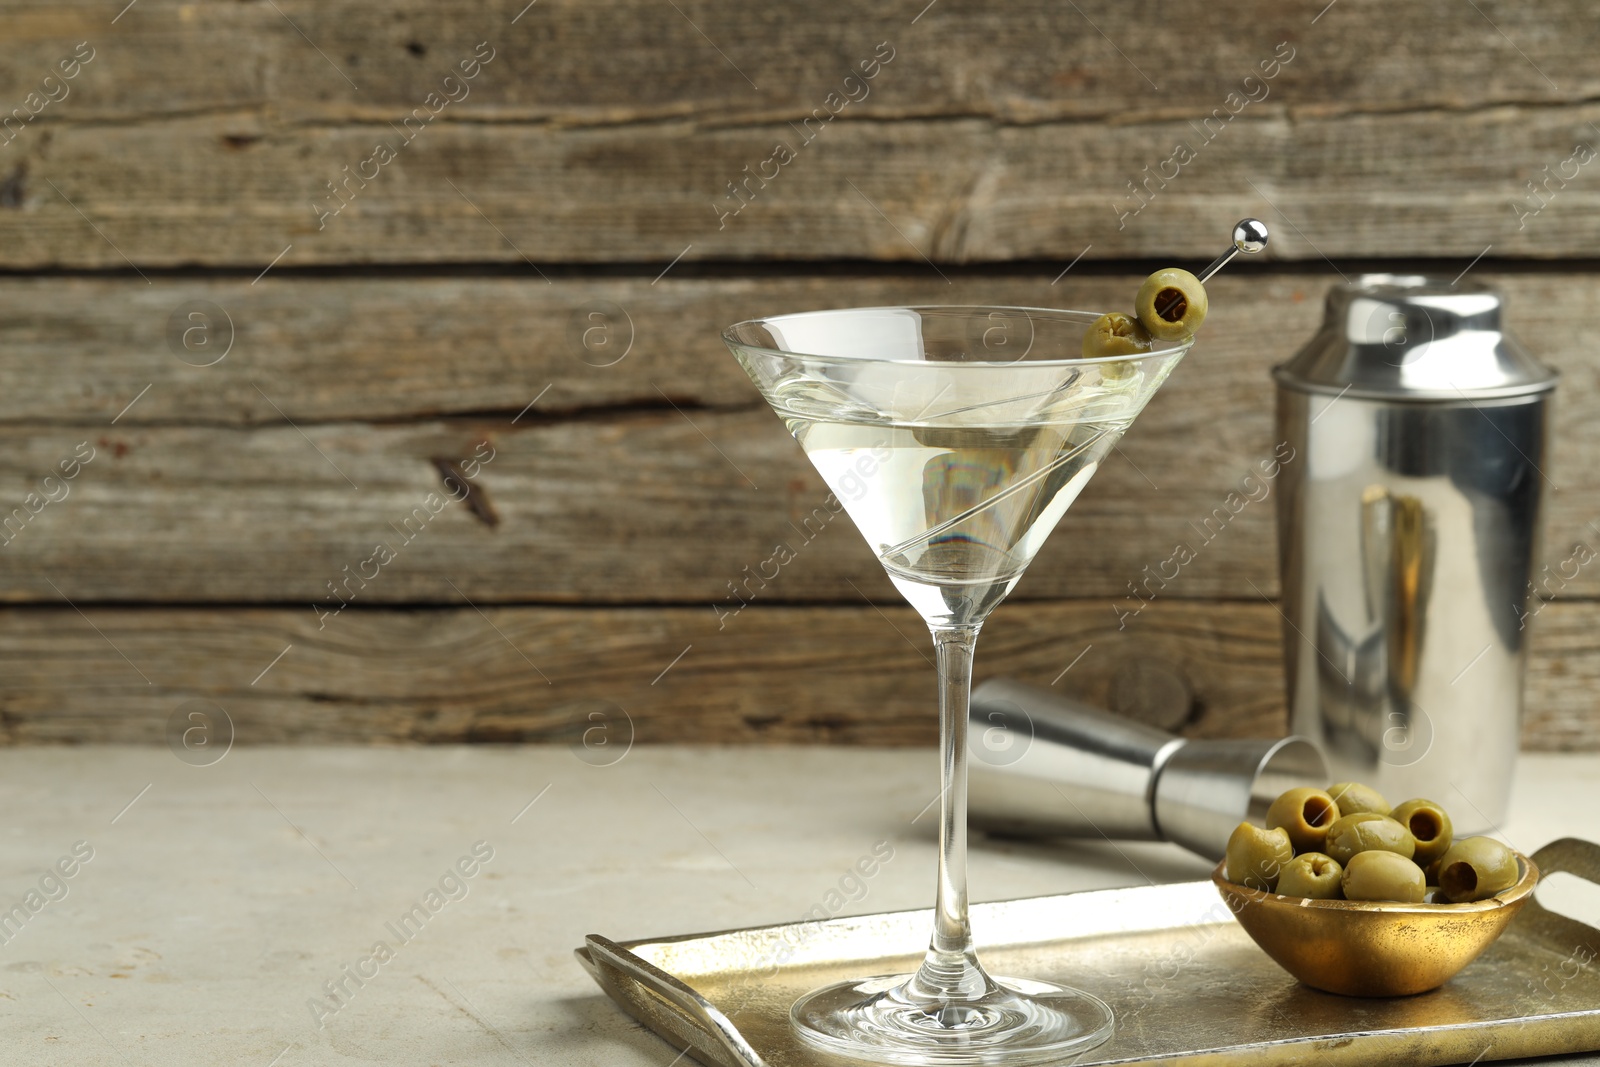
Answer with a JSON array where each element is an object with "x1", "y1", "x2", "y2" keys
[{"x1": 791, "y1": 972, "x2": 1113, "y2": 1066}]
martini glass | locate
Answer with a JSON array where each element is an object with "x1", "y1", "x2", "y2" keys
[{"x1": 724, "y1": 305, "x2": 1192, "y2": 1064}]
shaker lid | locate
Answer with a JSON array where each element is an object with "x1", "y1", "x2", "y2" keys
[{"x1": 1273, "y1": 274, "x2": 1558, "y2": 400}]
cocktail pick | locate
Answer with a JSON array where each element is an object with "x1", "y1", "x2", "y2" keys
[{"x1": 1196, "y1": 218, "x2": 1270, "y2": 283}]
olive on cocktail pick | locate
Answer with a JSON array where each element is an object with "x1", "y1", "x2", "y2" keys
[
  {"x1": 1135, "y1": 268, "x2": 1209, "y2": 341},
  {"x1": 1080, "y1": 311, "x2": 1153, "y2": 358},
  {"x1": 1081, "y1": 219, "x2": 1269, "y2": 354},
  {"x1": 1131, "y1": 218, "x2": 1270, "y2": 341}
]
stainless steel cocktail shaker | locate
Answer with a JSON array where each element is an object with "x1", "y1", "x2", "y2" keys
[
  {"x1": 1274, "y1": 275, "x2": 1557, "y2": 828},
  {"x1": 968, "y1": 678, "x2": 1325, "y2": 860}
]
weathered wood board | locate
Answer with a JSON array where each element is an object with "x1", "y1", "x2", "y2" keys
[
  {"x1": 1, "y1": 271, "x2": 1595, "y2": 604},
  {"x1": 0, "y1": 598, "x2": 1590, "y2": 750},
  {"x1": 0, "y1": 400, "x2": 1592, "y2": 606},
  {"x1": 1, "y1": 271, "x2": 1594, "y2": 425},
  {"x1": 3, "y1": 0, "x2": 1596, "y2": 124},
  {"x1": 5, "y1": 107, "x2": 1598, "y2": 266}
]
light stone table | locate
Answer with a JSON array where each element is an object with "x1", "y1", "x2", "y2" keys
[{"x1": 0, "y1": 746, "x2": 1595, "y2": 1066}]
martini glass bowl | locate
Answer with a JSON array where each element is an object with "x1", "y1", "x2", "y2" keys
[{"x1": 724, "y1": 306, "x2": 1192, "y2": 1065}]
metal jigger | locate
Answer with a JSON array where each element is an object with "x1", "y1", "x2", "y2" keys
[{"x1": 967, "y1": 678, "x2": 1325, "y2": 861}]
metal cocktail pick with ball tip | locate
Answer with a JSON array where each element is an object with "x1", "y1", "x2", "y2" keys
[
  {"x1": 1148, "y1": 219, "x2": 1268, "y2": 325},
  {"x1": 1198, "y1": 218, "x2": 1271, "y2": 282}
]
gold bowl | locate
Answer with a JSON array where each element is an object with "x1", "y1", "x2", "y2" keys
[{"x1": 1210, "y1": 851, "x2": 1539, "y2": 997}]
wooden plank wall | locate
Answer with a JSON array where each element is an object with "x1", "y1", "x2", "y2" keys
[{"x1": 0, "y1": 1, "x2": 1595, "y2": 748}]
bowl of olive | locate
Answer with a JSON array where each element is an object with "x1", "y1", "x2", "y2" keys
[{"x1": 1211, "y1": 783, "x2": 1540, "y2": 997}]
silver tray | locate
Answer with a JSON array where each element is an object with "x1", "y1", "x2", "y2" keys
[{"x1": 577, "y1": 837, "x2": 1600, "y2": 1066}]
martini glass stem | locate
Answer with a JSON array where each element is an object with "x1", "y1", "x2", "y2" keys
[{"x1": 906, "y1": 624, "x2": 998, "y2": 1008}]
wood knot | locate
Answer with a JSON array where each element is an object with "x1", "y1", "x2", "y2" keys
[{"x1": 431, "y1": 456, "x2": 499, "y2": 527}]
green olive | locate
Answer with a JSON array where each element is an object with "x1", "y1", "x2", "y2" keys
[
  {"x1": 1390, "y1": 798, "x2": 1453, "y2": 867},
  {"x1": 1323, "y1": 812, "x2": 1416, "y2": 866},
  {"x1": 1265, "y1": 787, "x2": 1340, "y2": 854},
  {"x1": 1437, "y1": 837, "x2": 1520, "y2": 903},
  {"x1": 1328, "y1": 782, "x2": 1392, "y2": 817},
  {"x1": 1277, "y1": 852, "x2": 1343, "y2": 900},
  {"x1": 1342, "y1": 849, "x2": 1426, "y2": 903},
  {"x1": 1081, "y1": 312, "x2": 1153, "y2": 358},
  {"x1": 1134, "y1": 268, "x2": 1208, "y2": 341},
  {"x1": 1225, "y1": 822, "x2": 1293, "y2": 892}
]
